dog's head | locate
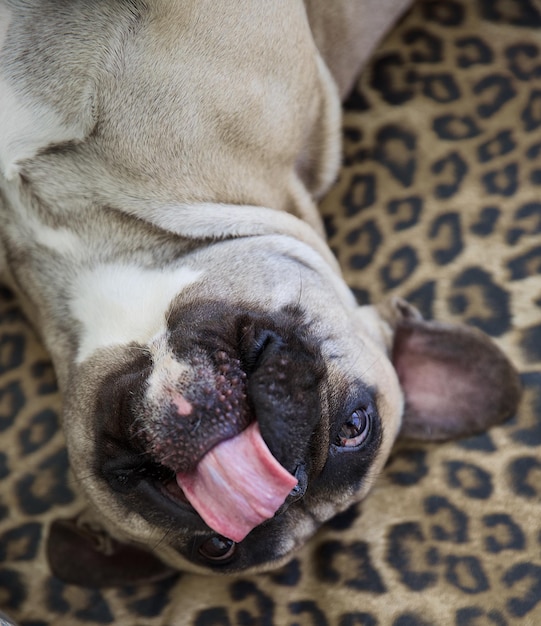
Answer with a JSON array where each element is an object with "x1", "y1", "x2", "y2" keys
[{"x1": 46, "y1": 235, "x2": 520, "y2": 587}]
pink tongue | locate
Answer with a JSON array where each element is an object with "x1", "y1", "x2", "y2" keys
[{"x1": 176, "y1": 422, "x2": 297, "y2": 542}]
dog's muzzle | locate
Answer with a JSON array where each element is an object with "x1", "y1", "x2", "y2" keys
[{"x1": 95, "y1": 302, "x2": 325, "y2": 543}]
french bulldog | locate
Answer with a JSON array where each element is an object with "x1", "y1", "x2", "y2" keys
[{"x1": 0, "y1": 0, "x2": 520, "y2": 587}]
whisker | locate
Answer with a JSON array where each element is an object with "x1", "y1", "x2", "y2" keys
[
  {"x1": 295, "y1": 264, "x2": 304, "y2": 311},
  {"x1": 150, "y1": 527, "x2": 174, "y2": 552}
]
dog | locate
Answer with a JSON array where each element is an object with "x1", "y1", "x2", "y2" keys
[{"x1": 0, "y1": 0, "x2": 521, "y2": 588}]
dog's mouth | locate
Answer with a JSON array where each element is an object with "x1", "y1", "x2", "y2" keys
[
  {"x1": 132, "y1": 349, "x2": 299, "y2": 541},
  {"x1": 174, "y1": 421, "x2": 298, "y2": 542},
  {"x1": 113, "y1": 422, "x2": 299, "y2": 542},
  {"x1": 100, "y1": 304, "x2": 324, "y2": 545}
]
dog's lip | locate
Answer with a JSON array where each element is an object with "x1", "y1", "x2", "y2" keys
[
  {"x1": 103, "y1": 454, "x2": 199, "y2": 515},
  {"x1": 136, "y1": 424, "x2": 300, "y2": 541},
  {"x1": 159, "y1": 475, "x2": 193, "y2": 509}
]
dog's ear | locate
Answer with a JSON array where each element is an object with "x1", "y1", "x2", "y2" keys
[
  {"x1": 363, "y1": 298, "x2": 521, "y2": 441},
  {"x1": 47, "y1": 516, "x2": 175, "y2": 588}
]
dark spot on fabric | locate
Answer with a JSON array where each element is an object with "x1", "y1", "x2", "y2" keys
[
  {"x1": 387, "y1": 196, "x2": 423, "y2": 230},
  {"x1": 456, "y1": 36, "x2": 494, "y2": 67},
  {"x1": 471, "y1": 206, "x2": 500, "y2": 237},
  {"x1": 433, "y1": 115, "x2": 482, "y2": 140}
]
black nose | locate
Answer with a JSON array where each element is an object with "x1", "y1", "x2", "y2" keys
[{"x1": 239, "y1": 327, "x2": 283, "y2": 374}]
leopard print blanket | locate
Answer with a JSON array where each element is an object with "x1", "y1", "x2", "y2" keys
[{"x1": 1, "y1": 1, "x2": 541, "y2": 624}]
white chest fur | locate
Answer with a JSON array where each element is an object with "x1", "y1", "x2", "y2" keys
[{"x1": 69, "y1": 263, "x2": 203, "y2": 363}]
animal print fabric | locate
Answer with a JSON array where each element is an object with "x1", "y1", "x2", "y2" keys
[{"x1": 1, "y1": 0, "x2": 541, "y2": 624}]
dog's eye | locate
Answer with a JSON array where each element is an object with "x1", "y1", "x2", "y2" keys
[
  {"x1": 335, "y1": 408, "x2": 371, "y2": 448},
  {"x1": 198, "y1": 536, "x2": 237, "y2": 563}
]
